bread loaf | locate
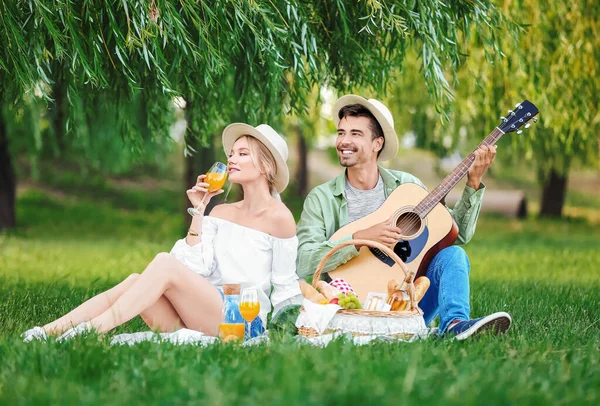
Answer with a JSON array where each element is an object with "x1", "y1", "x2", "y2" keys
[
  {"x1": 414, "y1": 276, "x2": 430, "y2": 302},
  {"x1": 387, "y1": 279, "x2": 402, "y2": 297},
  {"x1": 299, "y1": 281, "x2": 327, "y2": 303},
  {"x1": 316, "y1": 281, "x2": 342, "y2": 300}
]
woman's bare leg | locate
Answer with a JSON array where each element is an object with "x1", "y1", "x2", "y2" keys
[
  {"x1": 89, "y1": 253, "x2": 223, "y2": 335},
  {"x1": 140, "y1": 295, "x2": 186, "y2": 332},
  {"x1": 43, "y1": 273, "x2": 141, "y2": 335}
]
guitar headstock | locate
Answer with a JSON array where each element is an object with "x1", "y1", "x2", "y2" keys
[{"x1": 498, "y1": 100, "x2": 539, "y2": 134}]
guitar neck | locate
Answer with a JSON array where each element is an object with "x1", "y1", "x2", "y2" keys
[{"x1": 414, "y1": 127, "x2": 505, "y2": 217}]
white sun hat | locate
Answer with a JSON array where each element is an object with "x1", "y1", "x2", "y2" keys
[
  {"x1": 222, "y1": 123, "x2": 290, "y2": 193},
  {"x1": 332, "y1": 94, "x2": 399, "y2": 162}
]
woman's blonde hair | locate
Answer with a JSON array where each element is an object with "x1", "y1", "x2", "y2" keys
[{"x1": 238, "y1": 135, "x2": 280, "y2": 199}]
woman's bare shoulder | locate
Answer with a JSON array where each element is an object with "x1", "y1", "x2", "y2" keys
[
  {"x1": 208, "y1": 203, "x2": 236, "y2": 220},
  {"x1": 267, "y1": 202, "x2": 297, "y2": 239}
]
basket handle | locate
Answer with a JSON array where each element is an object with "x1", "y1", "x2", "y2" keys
[{"x1": 311, "y1": 239, "x2": 418, "y2": 311}]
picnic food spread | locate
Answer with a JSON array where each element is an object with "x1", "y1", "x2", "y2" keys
[
  {"x1": 300, "y1": 277, "x2": 430, "y2": 311},
  {"x1": 315, "y1": 281, "x2": 342, "y2": 301},
  {"x1": 299, "y1": 281, "x2": 326, "y2": 303},
  {"x1": 295, "y1": 239, "x2": 432, "y2": 340},
  {"x1": 336, "y1": 292, "x2": 362, "y2": 310}
]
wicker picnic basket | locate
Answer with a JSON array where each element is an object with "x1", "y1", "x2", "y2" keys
[{"x1": 297, "y1": 239, "x2": 427, "y2": 340}]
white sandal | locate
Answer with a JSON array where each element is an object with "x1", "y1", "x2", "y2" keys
[
  {"x1": 22, "y1": 326, "x2": 48, "y2": 343},
  {"x1": 57, "y1": 321, "x2": 94, "y2": 342}
]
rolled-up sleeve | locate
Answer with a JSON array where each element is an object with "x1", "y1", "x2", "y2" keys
[
  {"x1": 169, "y1": 217, "x2": 218, "y2": 276},
  {"x1": 296, "y1": 193, "x2": 358, "y2": 279},
  {"x1": 449, "y1": 183, "x2": 486, "y2": 245}
]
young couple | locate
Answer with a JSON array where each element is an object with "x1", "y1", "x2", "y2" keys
[{"x1": 23, "y1": 95, "x2": 511, "y2": 342}]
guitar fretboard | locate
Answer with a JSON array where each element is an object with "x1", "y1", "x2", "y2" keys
[{"x1": 414, "y1": 127, "x2": 505, "y2": 217}]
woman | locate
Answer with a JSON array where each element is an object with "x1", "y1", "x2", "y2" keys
[{"x1": 23, "y1": 123, "x2": 302, "y2": 341}]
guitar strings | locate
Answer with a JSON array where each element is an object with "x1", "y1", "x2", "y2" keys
[
  {"x1": 388, "y1": 208, "x2": 421, "y2": 236},
  {"x1": 384, "y1": 127, "x2": 511, "y2": 251},
  {"x1": 393, "y1": 132, "x2": 501, "y2": 237},
  {"x1": 388, "y1": 154, "x2": 472, "y2": 242},
  {"x1": 394, "y1": 211, "x2": 422, "y2": 238},
  {"x1": 389, "y1": 154, "x2": 473, "y2": 238}
]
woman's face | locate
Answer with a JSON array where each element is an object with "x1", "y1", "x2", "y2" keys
[{"x1": 227, "y1": 137, "x2": 263, "y2": 185}]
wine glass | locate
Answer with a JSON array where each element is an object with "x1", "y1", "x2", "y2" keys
[
  {"x1": 187, "y1": 162, "x2": 227, "y2": 216},
  {"x1": 239, "y1": 288, "x2": 260, "y2": 341}
]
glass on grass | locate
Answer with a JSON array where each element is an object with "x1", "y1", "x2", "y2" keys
[
  {"x1": 239, "y1": 288, "x2": 260, "y2": 341},
  {"x1": 187, "y1": 162, "x2": 228, "y2": 217}
]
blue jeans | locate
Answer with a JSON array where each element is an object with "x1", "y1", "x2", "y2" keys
[{"x1": 418, "y1": 246, "x2": 471, "y2": 333}]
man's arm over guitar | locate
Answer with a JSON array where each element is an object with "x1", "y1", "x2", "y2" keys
[{"x1": 296, "y1": 192, "x2": 359, "y2": 279}]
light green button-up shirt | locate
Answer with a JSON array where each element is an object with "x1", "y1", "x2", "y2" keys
[{"x1": 296, "y1": 166, "x2": 485, "y2": 279}]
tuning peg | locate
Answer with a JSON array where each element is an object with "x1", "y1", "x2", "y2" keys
[
  {"x1": 517, "y1": 130, "x2": 523, "y2": 134},
  {"x1": 533, "y1": 117, "x2": 538, "y2": 123},
  {"x1": 508, "y1": 109, "x2": 514, "y2": 115},
  {"x1": 500, "y1": 116, "x2": 506, "y2": 121},
  {"x1": 525, "y1": 123, "x2": 531, "y2": 129},
  {"x1": 515, "y1": 103, "x2": 521, "y2": 108}
]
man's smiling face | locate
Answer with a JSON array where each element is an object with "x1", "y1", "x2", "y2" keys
[{"x1": 336, "y1": 115, "x2": 383, "y2": 168}]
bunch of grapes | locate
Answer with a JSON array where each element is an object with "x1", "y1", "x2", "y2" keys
[{"x1": 337, "y1": 292, "x2": 362, "y2": 310}]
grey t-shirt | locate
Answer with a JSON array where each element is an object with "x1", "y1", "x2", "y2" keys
[{"x1": 345, "y1": 174, "x2": 386, "y2": 224}]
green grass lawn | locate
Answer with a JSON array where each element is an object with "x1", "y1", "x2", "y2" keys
[{"x1": 1, "y1": 187, "x2": 599, "y2": 405}]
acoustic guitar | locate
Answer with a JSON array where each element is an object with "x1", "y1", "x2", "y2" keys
[{"x1": 328, "y1": 100, "x2": 539, "y2": 301}]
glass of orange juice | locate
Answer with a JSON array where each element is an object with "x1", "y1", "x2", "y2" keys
[
  {"x1": 204, "y1": 162, "x2": 228, "y2": 192},
  {"x1": 188, "y1": 162, "x2": 227, "y2": 217},
  {"x1": 240, "y1": 288, "x2": 260, "y2": 341}
]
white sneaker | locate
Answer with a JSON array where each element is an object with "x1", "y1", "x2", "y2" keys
[
  {"x1": 57, "y1": 322, "x2": 94, "y2": 342},
  {"x1": 22, "y1": 326, "x2": 48, "y2": 343}
]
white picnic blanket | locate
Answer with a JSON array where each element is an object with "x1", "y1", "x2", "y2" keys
[
  {"x1": 110, "y1": 328, "x2": 217, "y2": 346},
  {"x1": 110, "y1": 328, "x2": 270, "y2": 347},
  {"x1": 110, "y1": 328, "x2": 429, "y2": 348}
]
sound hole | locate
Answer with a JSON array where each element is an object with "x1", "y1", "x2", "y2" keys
[{"x1": 395, "y1": 211, "x2": 422, "y2": 238}]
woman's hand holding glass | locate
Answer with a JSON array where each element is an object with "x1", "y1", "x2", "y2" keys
[{"x1": 187, "y1": 162, "x2": 227, "y2": 216}]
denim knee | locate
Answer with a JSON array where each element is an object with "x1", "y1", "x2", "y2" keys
[{"x1": 433, "y1": 246, "x2": 470, "y2": 275}]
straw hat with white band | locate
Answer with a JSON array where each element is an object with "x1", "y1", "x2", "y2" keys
[
  {"x1": 222, "y1": 123, "x2": 290, "y2": 193},
  {"x1": 332, "y1": 95, "x2": 399, "y2": 162}
]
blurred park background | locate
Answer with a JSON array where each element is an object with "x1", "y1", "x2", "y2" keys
[
  {"x1": 0, "y1": 1, "x2": 599, "y2": 404},
  {"x1": 1, "y1": 0, "x2": 598, "y2": 231}
]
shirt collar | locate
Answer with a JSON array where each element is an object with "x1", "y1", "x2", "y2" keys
[
  {"x1": 332, "y1": 170, "x2": 346, "y2": 197},
  {"x1": 378, "y1": 165, "x2": 401, "y2": 190},
  {"x1": 332, "y1": 166, "x2": 398, "y2": 197}
]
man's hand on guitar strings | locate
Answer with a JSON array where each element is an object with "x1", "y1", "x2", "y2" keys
[
  {"x1": 352, "y1": 214, "x2": 403, "y2": 250},
  {"x1": 466, "y1": 144, "x2": 497, "y2": 191}
]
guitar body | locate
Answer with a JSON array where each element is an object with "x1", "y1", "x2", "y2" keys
[{"x1": 328, "y1": 183, "x2": 459, "y2": 302}]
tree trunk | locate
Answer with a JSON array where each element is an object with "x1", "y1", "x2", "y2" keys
[
  {"x1": 0, "y1": 111, "x2": 17, "y2": 230},
  {"x1": 52, "y1": 78, "x2": 67, "y2": 155},
  {"x1": 295, "y1": 124, "x2": 308, "y2": 197},
  {"x1": 539, "y1": 168, "x2": 567, "y2": 218}
]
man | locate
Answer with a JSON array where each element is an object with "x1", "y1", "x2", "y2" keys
[{"x1": 296, "y1": 94, "x2": 511, "y2": 340}]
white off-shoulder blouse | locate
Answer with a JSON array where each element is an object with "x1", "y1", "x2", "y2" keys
[{"x1": 169, "y1": 216, "x2": 302, "y2": 326}]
